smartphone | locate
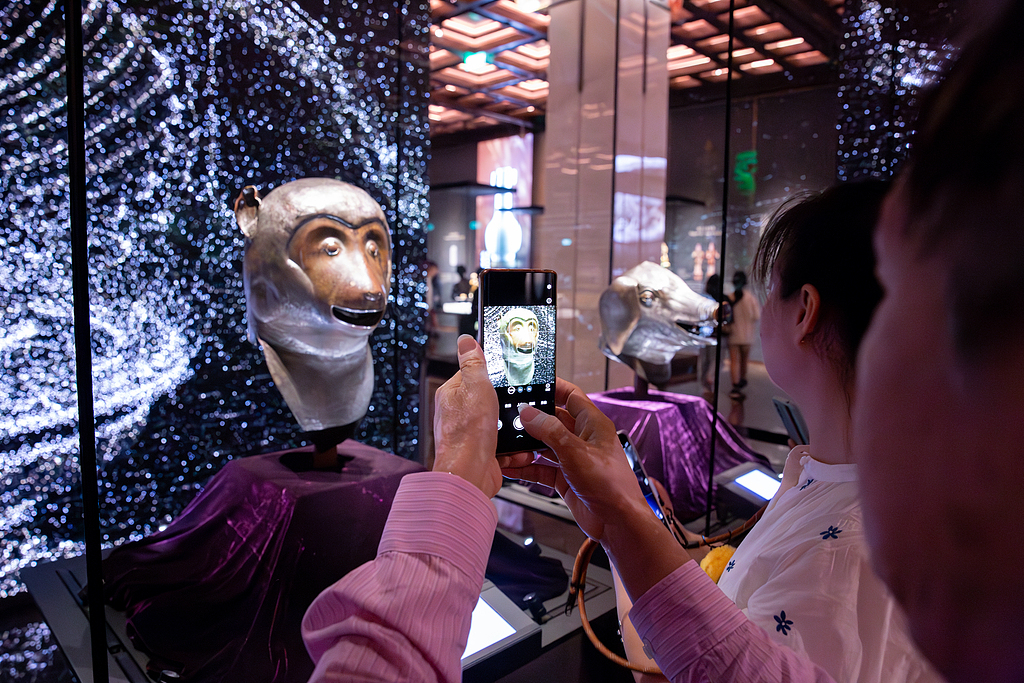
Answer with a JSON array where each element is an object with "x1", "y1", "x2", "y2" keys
[
  {"x1": 478, "y1": 269, "x2": 557, "y2": 454},
  {"x1": 772, "y1": 397, "x2": 810, "y2": 445},
  {"x1": 620, "y1": 432, "x2": 683, "y2": 543},
  {"x1": 620, "y1": 432, "x2": 668, "y2": 522}
]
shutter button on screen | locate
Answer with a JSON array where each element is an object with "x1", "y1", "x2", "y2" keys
[{"x1": 513, "y1": 416, "x2": 524, "y2": 431}]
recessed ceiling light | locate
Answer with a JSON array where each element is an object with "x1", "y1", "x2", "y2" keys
[{"x1": 462, "y1": 51, "x2": 493, "y2": 74}]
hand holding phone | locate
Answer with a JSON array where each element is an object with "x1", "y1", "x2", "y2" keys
[
  {"x1": 478, "y1": 269, "x2": 557, "y2": 454},
  {"x1": 431, "y1": 334, "x2": 502, "y2": 497}
]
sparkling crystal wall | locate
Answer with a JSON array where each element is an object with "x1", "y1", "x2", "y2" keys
[
  {"x1": 837, "y1": 0, "x2": 961, "y2": 181},
  {"x1": 0, "y1": 0, "x2": 429, "y2": 597}
]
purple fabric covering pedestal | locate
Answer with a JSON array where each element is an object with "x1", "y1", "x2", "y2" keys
[
  {"x1": 590, "y1": 388, "x2": 771, "y2": 521},
  {"x1": 103, "y1": 441, "x2": 423, "y2": 683}
]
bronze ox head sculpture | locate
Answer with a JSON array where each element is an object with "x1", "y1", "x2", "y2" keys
[
  {"x1": 234, "y1": 178, "x2": 391, "y2": 435},
  {"x1": 498, "y1": 307, "x2": 539, "y2": 386},
  {"x1": 599, "y1": 261, "x2": 719, "y2": 385}
]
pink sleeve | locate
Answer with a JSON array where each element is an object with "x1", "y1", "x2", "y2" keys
[
  {"x1": 629, "y1": 562, "x2": 837, "y2": 683},
  {"x1": 302, "y1": 471, "x2": 498, "y2": 683}
]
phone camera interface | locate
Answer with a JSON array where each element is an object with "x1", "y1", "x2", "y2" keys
[{"x1": 482, "y1": 305, "x2": 556, "y2": 388}]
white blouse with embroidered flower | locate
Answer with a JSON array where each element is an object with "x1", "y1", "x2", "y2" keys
[{"x1": 716, "y1": 446, "x2": 940, "y2": 683}]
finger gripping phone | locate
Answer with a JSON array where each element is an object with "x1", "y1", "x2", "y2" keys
[{"x1": 478, "y1": 269, "x2": 557, "y2": 454}]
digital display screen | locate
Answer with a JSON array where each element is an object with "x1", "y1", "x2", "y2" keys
[
  {"x1": 479, "y1": 270, "x2": 556, "y2": 453},
  {"x1": 462, "y1": 596, "x2": 517, "y2": 660},
  {"x1": 481, "y1": 304, "x2": 557, "y2": 389},
  {"x1": 734, "y1": 470, "x2": 782, "y2": 500}
]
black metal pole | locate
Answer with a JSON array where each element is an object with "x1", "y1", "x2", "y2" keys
[
  {"x1": 64, "y1": 0, "x2": 110, "y2": 679},
  {"x1": 704, "y1": 0, "x2": 736, "y2": 536}
]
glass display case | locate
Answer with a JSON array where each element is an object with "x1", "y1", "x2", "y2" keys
[
  {"x1": 3, "y1": 0, "x2": 429, "y2": 679},
  {"x1": 0, "y1": 0, "x2": 963, "y2": 680}
]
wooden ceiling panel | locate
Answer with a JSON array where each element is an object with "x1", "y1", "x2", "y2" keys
[{"x1": 429, "y1": 0, "x2": 842, "y2": 137}]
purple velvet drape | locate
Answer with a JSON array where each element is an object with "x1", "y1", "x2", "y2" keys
[
  {"x1": 103, "y1": 442, "x2": 423, "y2": 682},
  {"x1": 590, "y1": 388, "x2": 772, "y2": 521},
  {"x1": 102, "y1": 390, "x2": 768, "y2": 681}
]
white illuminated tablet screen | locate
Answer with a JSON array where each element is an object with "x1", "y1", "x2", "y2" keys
[
  {"x1": 462, "y1": 597, "x2": 516, "y2": 659},
  {"x1": 460, "y1": 583, "x2": 540, "y2": 669},
  {"x1": 734, "y1": 469, "x2": 782, "y2": 500}
]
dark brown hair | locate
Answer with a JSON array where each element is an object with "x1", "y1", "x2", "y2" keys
[{"x1": 753, "y1": 181, "x2": 890, "y2": 387}]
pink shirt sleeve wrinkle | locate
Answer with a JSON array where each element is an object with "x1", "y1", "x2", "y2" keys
[
  {"x1": 629, "y1": 562, "x2": 838, "y2": 683},
  {"x1": 303, "y1": 471, "x2": 499, "y2": 683}
]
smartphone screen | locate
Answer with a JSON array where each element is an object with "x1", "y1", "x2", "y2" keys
[
  {"x1": 478, "y1": 269, "x2": 556, "y2": 454},
  {"x1": 621, "y1": 432, "x2": 666, "y2": 521}
]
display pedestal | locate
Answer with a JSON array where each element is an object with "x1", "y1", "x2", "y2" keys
[
  {"x1": 102, "y1": 441, "x2": 423, "y2": 683},
  {"x1": 590, "y1": 388, "x2": 772, "y2": 521}
]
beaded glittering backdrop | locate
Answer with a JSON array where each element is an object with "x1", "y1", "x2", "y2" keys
[
  {"x1": 837, "y1": 0, "x2": 960, "y2": 181},
  {"x1": 0, "y1": 0, "x2": 429, "y2": 597}
]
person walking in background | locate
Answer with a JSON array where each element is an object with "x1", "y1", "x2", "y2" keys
[
  {"x1": 425, "y1": 260, "x2": 440, "y2": 310},
  {"x1": 727, "y1": 270, "x2": 760, "y2": 398},
  {"x1": 698, "y1": 274, "x2": 725, "y2": 396},
  {"x1": 452, "y1": 265, "x2": 472, "y2": 301}
]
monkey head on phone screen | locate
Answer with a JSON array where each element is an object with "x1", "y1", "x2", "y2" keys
[
  {"x1": 498, "y1": 307, "x2": 539, "y2": 386},
  {"x1": 234, "y1": 178, "x2": 391, "y2": 433}
]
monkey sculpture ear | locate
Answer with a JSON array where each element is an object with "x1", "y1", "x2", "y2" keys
[
  {"x1": 234, "y1": 186, "x2": 262, "y2": 239},
  {"x1": 599, "y1": 276, "x2": 642, "y2": 356}
]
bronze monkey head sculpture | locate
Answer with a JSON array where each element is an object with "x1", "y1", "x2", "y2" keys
[{"x1": 234, "y1": 178, "x2": 391, "y2": 434}]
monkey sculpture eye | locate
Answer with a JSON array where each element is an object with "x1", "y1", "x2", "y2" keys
[
  {"x1": 639, "y1": 289, "x2": 657, "y2": 307},
  {"x1": 322, "y1": 238, "x2": 342, "y2": 257},
  {"x1": 367, "y1": 242, "x2": 379, "y2": 258},
  {"x1": 508, "y1": 319, "x2": 538, "y2": 335}
]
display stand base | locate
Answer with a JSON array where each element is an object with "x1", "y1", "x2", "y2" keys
[
  {"x1": 590, "y1": 387, "x2": 772, "y2": 521},
  {"x1": 91, "y1": 441, "x2": 423, "y2": 683}
]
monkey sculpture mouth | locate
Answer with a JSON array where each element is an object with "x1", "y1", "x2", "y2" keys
[{"x1": 331, "y1": 305, "x2": 385, "y2": 328}]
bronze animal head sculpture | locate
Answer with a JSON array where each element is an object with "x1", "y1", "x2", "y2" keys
[
  {"x1": 599, "y1": 261, "x2": 718, "y2": 385},
  {"x1": 498, "y1": 307, "x2": 539, "y2": 386},
  {"x1": 234, "y1": 178, "x2": 391, "y2": 436}
]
